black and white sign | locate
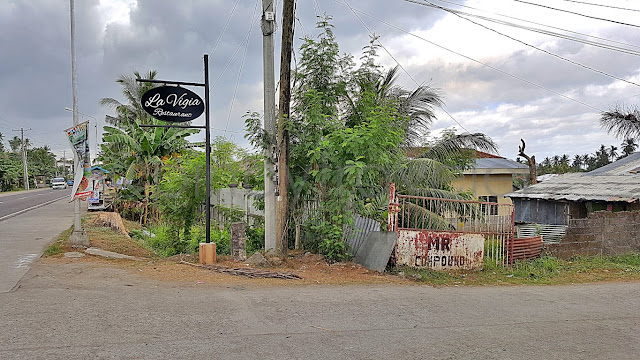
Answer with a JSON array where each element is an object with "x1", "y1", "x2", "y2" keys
[{"x1": 141, "y1": 86, "x2": 205, "y2": 122}]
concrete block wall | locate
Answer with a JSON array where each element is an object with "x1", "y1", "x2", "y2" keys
[{"x1": 546, "y1": 210, "x2": 640, "y2": 258}]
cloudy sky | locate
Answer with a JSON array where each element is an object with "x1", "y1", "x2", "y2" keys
[{"x1": 1, "y1": 0, "x2": 639, "y2": 162}]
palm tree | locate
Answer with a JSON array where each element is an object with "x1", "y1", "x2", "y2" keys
[
  {"x1": 346, "y1": 65, "x2": 443, "y2": 147},
  {"x1": 600, "y1": 105, "x2": 640, "y2": 140},
  {"x1": 100, "y1": 70, "x2": 159, "y2": 128},
  {"x1": 572, "y1": 154, "x2": 582, "y2": 170},
  {"x1": 608, "y1": 145, "x2": 618, "y2": 162},
  {"x1": 9, "y1": 136, "x2": 29, "y2": 153},
  {"x1": 0, "y1": 132, "x2": 5, "y2": 153},
  {"x1": 620, "y1": 138, "x2": 638, "y2": 158},
  {"x1": 100, "y1": 70, "x2": 198, "y2": 224}
]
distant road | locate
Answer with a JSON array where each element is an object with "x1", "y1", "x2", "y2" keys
[{"x1": 0, "y1": 188, "x2": 69, "y2": 220}]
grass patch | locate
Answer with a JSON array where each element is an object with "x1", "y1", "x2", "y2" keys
[
  {"x1": 393, "y1": 253, "x2": 640, "y2": 286},
  {"x1": 43, "y1": 226, "x2": 73, "y2": 257}
]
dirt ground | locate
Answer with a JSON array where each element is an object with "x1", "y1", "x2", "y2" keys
[{"x1": 44, "y1": 212, "x2": 409, "y2": 287}]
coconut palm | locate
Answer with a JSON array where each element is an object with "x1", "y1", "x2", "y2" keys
[
  {"x1": 600, "y1": 105, "x2": 640, "y2": 140},
  {"x1": 572, "y1": 154, "x2": 582, "y2": 170},
  {"x1": 99, "y1": 70, "x2": 199, "y2": 224},
  {"x1": 608, "y1": 145, "x2": 618, "y2": 162},
  {"x1": 620, "y1": 138, "x2": 637, "y2": 158}
]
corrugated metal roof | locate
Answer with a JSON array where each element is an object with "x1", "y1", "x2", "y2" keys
[
  {"x1": 505, "y1": 173, "x2": 640, "y2": 202},
  {"x1": 463, "y1": 158, "x2": 529, "y2": 175},
  {"x1": 588, "y1": 152, "x2": 640, "y2": 175}
]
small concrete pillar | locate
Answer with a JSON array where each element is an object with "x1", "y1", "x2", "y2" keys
[
  {"x1": 230, "y1": 222, "x2": 247, "y2": 261},
  {"x1": 199, "y1": 242, "x2": 216, "y2": 264}
]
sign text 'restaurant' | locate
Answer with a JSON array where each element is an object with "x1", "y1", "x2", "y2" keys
[{"x1": 141, "y1": 86, "x2": 204, "y2": 122}]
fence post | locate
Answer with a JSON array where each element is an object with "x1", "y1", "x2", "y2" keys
[{"x1": 231, "y1": 222, "x2": 247, "y2": 261}]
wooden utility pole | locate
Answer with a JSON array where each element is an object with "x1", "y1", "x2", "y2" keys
[
  {"x1": 518, "y1": 138, "x2": 537, "y2": 185},
  {"x1": 261, "y1": 0, "x2": 277, "y2": 252},
  {"x1": 276, "y1": 0, "x2": 295, "y2": 255}
]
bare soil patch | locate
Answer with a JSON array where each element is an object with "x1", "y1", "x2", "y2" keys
[{"x1": 44, "y1": 212, "x2": 407, "y2": 286}]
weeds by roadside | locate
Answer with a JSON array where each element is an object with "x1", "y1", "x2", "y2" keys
[
  {"x1": 393, "y1": 253, "x2": 640, "y2": 286},
  {"x1": 43, "y1": 227, "x2": 73, "y2": 257}
]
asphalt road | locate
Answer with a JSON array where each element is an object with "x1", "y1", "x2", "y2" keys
[
  {"x1": 1, "y1": 260, "x2": 639, "y2": 359},
  {"x1": 0, "y1": 188, "x2": 70, "y2": 220}
]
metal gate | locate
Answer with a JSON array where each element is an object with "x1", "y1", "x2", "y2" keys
[{"x1": 387, "y1": 184, "x2": 515, "y2": 269}]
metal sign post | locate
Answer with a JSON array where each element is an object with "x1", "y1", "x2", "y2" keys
[{"x1": 137, "y1": 55, "x2": 212, "y2": 248}]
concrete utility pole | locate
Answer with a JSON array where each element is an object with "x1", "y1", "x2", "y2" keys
[
  {"x1": 276, "y1": 0, "x2": 295, "y2": 255},
  {"x1": 261, "y1": 0, "x2": 277, "y2": 251},
  {"x1": 68, "y1": 0, "x2": 88, "y2": 246},
  {"x1": 12, "y1": 128, "x2": 30, "y2": 190}
]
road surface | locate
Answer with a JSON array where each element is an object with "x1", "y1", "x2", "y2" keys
[
  {"x1": 1, "y1": 260, "x2": 639, "y2": 359},
  {"x1": 0, "y1": 195, "x2": 78, "y2": 293},
  {"x1": 0, "y1": 188, "x2": 69, "y2": 220}
]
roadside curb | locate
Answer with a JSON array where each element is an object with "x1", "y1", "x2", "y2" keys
[{"x1": 0, "y1": 195, "x2": 68, "y2": 222}]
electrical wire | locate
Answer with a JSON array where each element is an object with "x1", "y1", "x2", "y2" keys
[
  {"x1": 332, "y1": 0, "x2": 604, "y2": 112},
  {"x1": 425, "y1": 0, "x2": 640, "y2": 56},
  {"x1": 209, "y1": 0, "x2": 242, "y2": 56},
  {"x1": 513, "y1": 0, "x2": 640, "y2": 28},
  {"x1": 412, "y1": 0, "x2": 640, "y2": 88},
  {"x1": 556, "y1": 0, "x2": 640, "y2": 12},
  {"x1": 432, "y1": 0, "x2": 640, "y2": 51},
  {"x1": 211, "y1": 17, "x2": 261, "y2": 89},
  {"x1": 223, "y1": 0, "x2": 260, "y2": 137},
  {"x1": 341, "y1": 0, "x2": 471, "y2": 133}
]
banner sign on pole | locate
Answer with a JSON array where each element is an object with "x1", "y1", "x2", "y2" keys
[
  {"x1": 141, "y1": 86, "x2": 205, "y2": 122},
  {"x1": 64, "y1": 121, "x2": 92, "y2": 201}
]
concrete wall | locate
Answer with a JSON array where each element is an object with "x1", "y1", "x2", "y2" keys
[
  {"x1": 211, "y1": 187, "x2": 264, "y2": 226},
  {"x1": 546, "y1": 210, "x2": 640, "y2": 258}
]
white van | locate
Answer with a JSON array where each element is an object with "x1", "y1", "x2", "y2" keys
[{"x1": 51, "y1": 177, "x2": 67, "y2": 189}]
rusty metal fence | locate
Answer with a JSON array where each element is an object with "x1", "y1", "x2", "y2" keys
[{"x1": 388, "y1": 184, "x2": 516, "y2": 267}]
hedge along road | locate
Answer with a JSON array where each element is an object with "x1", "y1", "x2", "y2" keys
[{"x1": 0, "y1": 196, "x2": 79, "y2": 293}]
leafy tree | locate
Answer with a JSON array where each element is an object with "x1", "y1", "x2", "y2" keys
[
  {"x1": 99, "y1": 70, "x2": 198, "y2": 224},
  {"x1": 247, "y1": 16, "x2": 496, "y2": 256},
  {"x1": 157, "y1": 138, "x2": 261, "y2": 253}
]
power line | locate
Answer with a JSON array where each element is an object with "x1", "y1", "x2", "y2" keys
[
  {"x1": 224, "y1": 0, "x2": 260, "y2": 137},
  {"x1": 513, "y1": 0, "x2": 640, "y2": 28},
  {"x1": 433, "y1": 0, "x2": 640, "y2": 51},
  {"x1": 341, "y1": 0, "x2": 471, "y2": 133},
  {"x1": 414, "y1": 0, "x2": 640, "y2": 88},
  {"x1": 212, "y1": 17, "x2": 260, "y2": 90},
  {"x1": 427, "y1": 0, "x2": 640, "y2": 56},
  {"x1": 209, "y1": 0, "x2": 242, "y2": 56},
  {"x1": 335, "y1": 1, "x2": 604, "y2": 112},
  {"x1": 556, "y1": 0, "x2": 640, "y2": 12}
]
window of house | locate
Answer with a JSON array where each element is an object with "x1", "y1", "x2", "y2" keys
[{"x1": 479, "y1": 196, "x2": 498, "y2": 215}]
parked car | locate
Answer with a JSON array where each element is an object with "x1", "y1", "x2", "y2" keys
[
  {"x1": 67, "y1": 179, "x2": 74, "y2": 186},
  {"x1": 51, "y1": 177, "x2": 68, "y2": 189}
]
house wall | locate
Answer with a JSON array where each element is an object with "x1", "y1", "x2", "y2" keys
[
  {"x1": 513, "y1": 198, "x2": 569, "y2": 225},
  {"x1": 452, "y1": 173, "x2": 515, "y2": 205},
  {"x1": 546, "y1": 210, "x2": 640, "y2": 258}
]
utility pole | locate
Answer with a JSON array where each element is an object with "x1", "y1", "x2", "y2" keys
[
  {"x1": 261, "y1": 0, "x2": 277, "y2": 251},
  {"x1": 12, "y1": 128, "x2": 31, "y2": 190},
  {"x1": 68, "y1": 0, "x2": 88, "y2": 246},
  {"x1": 276, "y1": 0, "x2": 295, "y2": 255}
]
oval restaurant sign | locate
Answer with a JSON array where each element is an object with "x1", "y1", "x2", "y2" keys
[{"x1": 141, "y1": 86, "x2": 204, "y2": 122}]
